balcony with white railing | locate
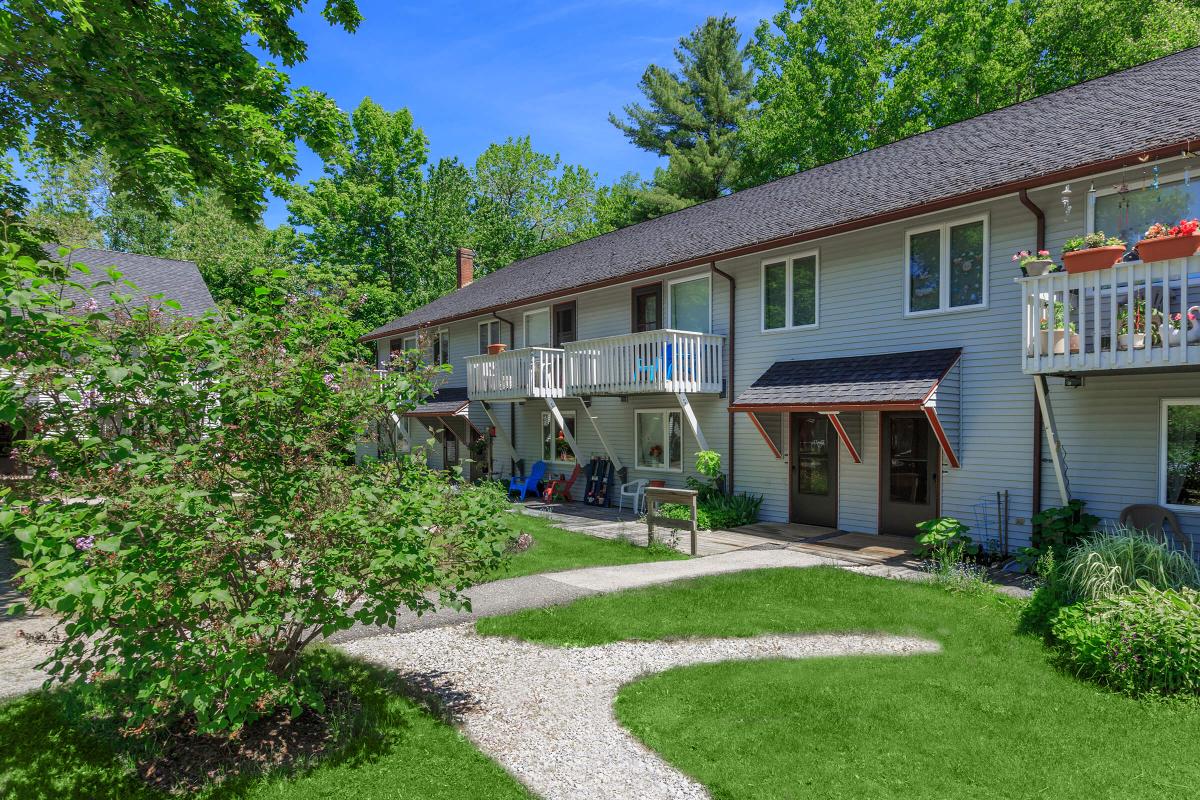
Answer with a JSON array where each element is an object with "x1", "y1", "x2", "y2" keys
[
  {"x1": 564, "y1": 329, "x2": 725, "y2": 396},
  {"x1": 466, "y1": 346, "x2": 567, "y2": 401},
  {"x1": 1019, "y1": 255, "x2": 1200, "y2": 374}
]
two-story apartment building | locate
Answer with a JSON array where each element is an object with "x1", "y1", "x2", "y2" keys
[{"x1": 362, "y1": 49, "x2": 1200, "y2": 550}]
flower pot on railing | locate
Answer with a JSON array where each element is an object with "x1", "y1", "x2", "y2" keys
[
  {"x1": 1135, "y1": 233, "x2": 1200, "y2": 263},
  {"x1": 1022, "y1": 259, "x2": 1055, "y2": 277},
  {"x1": 1115, "y1": 333, "x2": 1147, "y2": 351},
  {"x1": 1027, "y1": 329, "x2": 1080, "y2": 357},
  {"x1": 487, "y1": 343, "x2": 508, "y2": 355},
  {"x1": 1062, "y1": 245, "x2": 1126, "y2": 273}
]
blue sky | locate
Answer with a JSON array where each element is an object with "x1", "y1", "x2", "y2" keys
[{"x1": 269, "y1": 0, "x2": 775, "y2": 226}]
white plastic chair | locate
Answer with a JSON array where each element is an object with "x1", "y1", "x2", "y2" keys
[{"x1": 618, "y1": 478, "x2": 648, "y2": 515}]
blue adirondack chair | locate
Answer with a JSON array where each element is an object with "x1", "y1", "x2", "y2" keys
[
  {"x1": 635, "y1": 342, "x2": 673, "y2": 382},
  {"x1": 509, "y1": 460, "x2": 548, "y2": 501}
]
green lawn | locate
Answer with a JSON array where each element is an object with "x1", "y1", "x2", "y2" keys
[
  {"x1": 478, "y1": 567, "x2": 1200, "y2": 799},
  {"x1": 494, "y1": 511, "x2": 686, "y2": 579},
  {"x1": 0, "y1": 654, "x2": 531, "y2": 800}
]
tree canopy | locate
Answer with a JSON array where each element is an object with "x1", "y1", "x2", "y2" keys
[
  {"x1": 609, "y1": 15, "x2": 755, "y2": 219},
  {"x1": 0, "y1": 0, "x2": 362, "y2": 221}
]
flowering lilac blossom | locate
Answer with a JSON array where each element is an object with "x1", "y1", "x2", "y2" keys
[
  {"x1": 74, "y1": 536, "x2": 95, "y2": 551},
  {"x1": 83, "y1": 298, "x2": 99, "y2": 313},
  {"x1": 48, "y1": 468, "x2": 60, "y2": 480}
]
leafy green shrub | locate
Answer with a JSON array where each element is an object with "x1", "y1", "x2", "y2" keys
[
  {"x1": 915, "y1": 517, "x2": 977, "y2": 563},
  {"x1": 1059, "y1": 526, "x2": 1200, "y2": 604},
  {"x1": 660, "y1": 492, "x2": 763, "y2": 530},
  {"x1": 1018, "y1": 550, "x2": 1073, "y2": 637},
  {"x1": 0, "y1": 245, "x2": 509, "y2": 734},
  {"x1": 1018, "y1": 499, "x2": 1099, "y2": 571},
  {"x1": 1052, "y1": 584, "x2": 1200, "y2": 697}
]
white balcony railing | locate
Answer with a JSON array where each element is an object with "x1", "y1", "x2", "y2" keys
[
  {"x1": 564, "y1": 329, "x2": 725, "y2": 395},
  {"x1": 466, "y1": 346, "x2": 566, "y2": 401},
  {"x1": 1020, "y1": 255, "x2": 1200, "y2": 374}
]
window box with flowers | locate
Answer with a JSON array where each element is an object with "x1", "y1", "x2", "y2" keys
[
  {"x1": 1062, "y1": 232, "x2": 1126, "y2": 273},
  {"x1": 1013, "y1": 249, "x2": 1056, "y2": 276},
  {"x1": 1136, "y1": 219, "x2": 1200, "y2": 262}
]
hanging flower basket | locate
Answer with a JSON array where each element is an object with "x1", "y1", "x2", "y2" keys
[{"x1": 1136, "y1": 220, "x2": 1200, "y2": 262}]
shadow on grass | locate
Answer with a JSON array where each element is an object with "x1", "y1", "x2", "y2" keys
[{"x1": 0, "y1": 651, "x2": 445, "y2": 799}]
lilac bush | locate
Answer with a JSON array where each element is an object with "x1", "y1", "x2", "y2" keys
[{"x1": 0, "y1": 244, "x2": 509, "y2": 733}]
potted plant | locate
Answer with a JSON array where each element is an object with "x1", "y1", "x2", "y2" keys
[
  {"x1": 1115, "y1": 297, "x2": 1149, "y2": 350},
  {"x1": 1136, "y1": 218, "x2": 1200, "y2": 262},
  {"x1": 1013, "y1": 249, "x2": 1055, "y2": 276},
  {"x1": 1029, "y1": 299, "x2": 1079, "y2": 356},
  {"x1": 1061, "y1": 232, "x2": 1126, "y2": 273},
  {"x1": 487, "y1": 342, "x2": 508, "y2": 355}
]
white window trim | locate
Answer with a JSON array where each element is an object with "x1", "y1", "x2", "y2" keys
[
  {"x1": 1160, "y1": 398, "x2": 1200, "y2": 512},
  {"x1": 903, "y1": 214, "x2": 990, "y2": 317},
  {"x1": 634, "y1": 408, "x2": 684, "y2": 472},
  {"x1": 523, "y1": 307, "x2": 552, "y2": 349},
  {"x1": 760, "y1": 250, "x2": 820, "y2": 333},
  {"x1": 665, "y1": 273, "x2": 713, "y2": 334},
  {"x1": 430, "y1": 328, "x2": 450, "y2": 366},
  {"x1": 541, "y1": 409, "x2": 577, "y2": 465},
  {"x1": 478, "y1": 319, "x2": 502, "y2": 354}
]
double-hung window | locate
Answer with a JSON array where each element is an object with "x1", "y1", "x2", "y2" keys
[
  {"x1": 524, "y1": 308, "x2": 551, "y2": 348},
  {"x1": 431, "y1": 330, "x2": 449, "y2": 365},
  {"x1": 478, "y1": 320, "x2": 502, "y2": 354},
  {"x1": 541, "y1": 410, "x2": 577, "y2": 463},
  {"x1": 905, "y1": 216, "x2": 988, "y2": 314},
  {"x1": 667, "y1": 275, "x2": 711, "y2": 333},
  {"x1": 762, "y1": 252, "x2": 819, "y2": 331},
  {"x1": 635, "y1": 409, "x2": 682, "y2": 471},
  {"x1": 1162, "y1": 399, "x2": 1200, "y2": 509}
]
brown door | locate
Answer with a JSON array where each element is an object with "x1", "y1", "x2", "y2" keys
[
  {"x1": 442, "y1": 424, "x2": 459, "y2": 468},
  {"x1": 789, "y1": 413, "x2": 838, "y2": 528},
  {"x1": 879, "y1": 412, "x2": 940, "y2": 536},
  {"x1": 553, "y1": 301, "x2": 577, "y2": 346},
  {"x1": 632, "y1": 284, "x2": 663, "y2": 332}
]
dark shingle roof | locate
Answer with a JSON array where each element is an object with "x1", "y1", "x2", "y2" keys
[
  {"x1": 731, "y1": 348, "x2": 962, "y2": 408},
  {"x1": 366, "y1": 48, "x2": 1200, "y2": 341},
  {"x1": 405, "y1": 386, "x2": 470, "y2": 417},
  {"x1": 49, "y1": 247, "x2": 217, "y2": 317}
]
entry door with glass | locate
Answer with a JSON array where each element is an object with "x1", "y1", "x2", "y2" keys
[
  {"x1": 879, "y1": 412, "x2": 940, "y2": 535},
  {"x1": 789, "y1": 413, "x2": 838, "y2": 528},
  {"x1": 632, "y1": 284, "x2": 663, "y2": 333}
]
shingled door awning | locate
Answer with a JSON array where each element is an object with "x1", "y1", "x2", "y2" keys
[
  {"x1": 405, "y1": 386, "x2": 470, "y2": 417},
  {"x1": 730, "y1": 348, "x2": 963, "y2": 468}
]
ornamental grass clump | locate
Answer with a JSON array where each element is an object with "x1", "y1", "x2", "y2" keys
[
  {"x1": 1058, "y1": 525, "x2": 1200, "y2": 604},
  {"x1": 0, "y1": 243, "x2": 510, "y2": 735}
]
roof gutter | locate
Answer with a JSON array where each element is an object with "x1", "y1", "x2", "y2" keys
[{"x1": 360, "y1": 139, "x2": 1197, "y2": 343}]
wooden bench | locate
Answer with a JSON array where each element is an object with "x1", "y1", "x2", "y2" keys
[{"x1": 644, "y1": 486, "x2": 699, "y2": 556}]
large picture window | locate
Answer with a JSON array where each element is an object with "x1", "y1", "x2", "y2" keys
[
  {"x1": 1163, "y1": 400, "x2": 1200, "y2": 509},
  {"x1": 541, "y1": 410, "x2": 576, "y2": 463},
  {"x1": 525, "y1": 308, "x2": 551, "y2": 348},
  {"x1": 905, "y1": 216, "x2": 988, "y2": 315},
  {"x1": 762, "y1": 252, "x2": 818, "y2": 331},
  {"x1": 1094, "y1": 176, "x2": 1200, "y2": 250},
  {"x1": 635, "y1": 409, "x2": 683, "y2": 471},
  {"x1": 668, "y1": 275, "x2": 711, "y2": 333}
]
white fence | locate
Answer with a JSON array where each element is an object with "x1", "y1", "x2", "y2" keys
[
  {"x1": 465, "y1": 346, "x2": 566, "y2": 401},
  {"x1": 1020, "y1": 256, "x2": 1200, "y2": 373}
]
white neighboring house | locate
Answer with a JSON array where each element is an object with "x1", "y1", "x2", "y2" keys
[
  {"x1": 360, "y1": 50, "x2": 1200, "y2": 551},
  {"x1": 1, "y1": 247, "x2": 217, "y2": 476}
]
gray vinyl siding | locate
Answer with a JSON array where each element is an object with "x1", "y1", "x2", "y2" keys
[{"x1": 726, "y1": 195, "x2": 1038, "y2": 541}]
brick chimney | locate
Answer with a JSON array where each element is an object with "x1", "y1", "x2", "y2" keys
[{"x1": 456, "y1": 247, "x2": 475, "y2": 289}]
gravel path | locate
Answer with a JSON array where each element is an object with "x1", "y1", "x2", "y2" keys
[
  {"x1": 343, "y1": 623, "x2": 940, "y2": 800},
  {"x1": 0, "y1": 541, "x2": 58, "y2": 700}
]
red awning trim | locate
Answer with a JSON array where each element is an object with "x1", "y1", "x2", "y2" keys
[
  {"x1": 923, "y1": 406, "x2": 960, "y2": 469},
  {"x1": 821, "y1": 412, "x2": 862, "y2": 464},
  {"x1": 746, "y1": 411, "x2": 782, "y2": 460}
]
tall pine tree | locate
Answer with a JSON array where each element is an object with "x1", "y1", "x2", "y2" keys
[{"x1": 609, "y1": 15, "x2": 755, "y2": 220}]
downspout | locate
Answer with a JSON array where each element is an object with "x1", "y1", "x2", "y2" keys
[
  {"x1": 1019, "y1": 189, "x2": 1046, "y2": 521},
  {"x1": 711, "y1": 261, "x2": 736, "y2": 496},
  {"x1": 493, "y1": 311, "x2": 518, "y2": 475}
]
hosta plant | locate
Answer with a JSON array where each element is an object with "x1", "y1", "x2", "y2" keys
[{"x1": 0, "y1": 243, "x2": 510, "y2": 734}]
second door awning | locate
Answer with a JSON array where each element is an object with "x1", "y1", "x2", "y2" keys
[{"x1": 729, "y1": 348, "x2": 963, "y2": 467}]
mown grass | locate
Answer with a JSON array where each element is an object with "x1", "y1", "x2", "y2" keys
[
  {"x1": 0, "y1": 652, "x2": 531, "y2": 800},
  {"x1": 478, "y1": 566, "x2": 1200, "y2": 799},
  {"x1": 495, "y1": 510, "x2": 686, "y2": 580}
]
